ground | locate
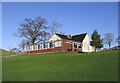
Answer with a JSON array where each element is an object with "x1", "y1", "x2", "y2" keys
[{"x1": 2, "y1": 51, "x2": 118, "y2": 81}]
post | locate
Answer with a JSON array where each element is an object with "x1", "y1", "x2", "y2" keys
[
  {"x1": 72, "y1": 42, "x2": 74, "y2": 51},
  {"x1": 62, "y1": 39, "x2": 64, "y2": 52}
]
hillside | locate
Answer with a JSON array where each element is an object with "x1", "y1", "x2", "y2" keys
[
  {"x1": 3, "y1": 51, "x2": 118, "y2": 81},
  {"x1": 0, "y1": 49, "x2": 9, "y2": 53},
  {"x1": 0, "y1": 49, "x2": 17, "y2": 57}
]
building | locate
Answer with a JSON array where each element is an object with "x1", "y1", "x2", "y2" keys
[{"x1": 26, "y1": 33, "x2": 95, "y2": 54}]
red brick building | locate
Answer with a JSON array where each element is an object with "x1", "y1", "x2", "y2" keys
[{"x1": 27, "y1": 33, "x2": 94, "y2": 54}]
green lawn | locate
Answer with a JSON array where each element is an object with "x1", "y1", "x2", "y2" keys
[
  {"x1": 2, "y1": 51, "x2": 118, "y2": 81},
  {"x1": 0, "y1": 58, "x2": 2, "y2": 82}
]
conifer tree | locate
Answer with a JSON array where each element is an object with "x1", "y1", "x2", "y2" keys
[{"x1": 91, "y1": 30, "x2": 103, "y2": 51}]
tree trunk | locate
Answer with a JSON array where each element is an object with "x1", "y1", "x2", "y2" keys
[
  {"x1": 31, "y1": 40, "x2": 35, "y2": 45},
  {"x1": 109, "y1": 44, "x2": 111, "y2": 51},
  {"x1": 95, "y1": 47, "x2": 97, "y2": 52}
]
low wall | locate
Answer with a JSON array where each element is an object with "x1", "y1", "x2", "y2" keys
[{"x1": 27, "y1": 47, "x2": 62, "y2": 54}]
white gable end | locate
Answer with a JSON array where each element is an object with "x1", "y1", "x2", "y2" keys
[
  {"x1": 82, "y1": 34, "x2": 94, "y2": 52},
  {"x1": 49, "y1": 34, "x2": 61, "y2": 41}
]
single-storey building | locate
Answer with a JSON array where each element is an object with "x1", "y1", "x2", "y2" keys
[{"x1": 26, "y1": 33, "x2": 95, "y2": 54}]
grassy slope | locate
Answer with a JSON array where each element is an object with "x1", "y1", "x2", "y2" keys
[
  {"x1": 2, "y1": 51, "x2": 118, "y2": 81},
  {"x1": 0, "y1": 49, "x2": 2, "y2": 82},
  {"x1": 0, "y1": 49, "x2": 17, "y2": 57},
  {"x1": 0, "y1": 57, "x2": 1, "y2": 82}
]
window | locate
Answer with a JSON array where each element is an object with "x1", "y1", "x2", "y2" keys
[
  {"x1": 79, "y1": 45, "x2": 82, "y2": 48},
  {"x1": 43, "y1": 43, "x2": 47, "y2": 49},
  {"x1": 30, "y1": 45, "x2": 32, "y2": 50},
  {"x1": 41, "y1": 44, "x2": 43, "y2": 49},
  {"x1": 38, "y1": 44, "x2": 40, "y2": 49},
  {"x1": 78, "y1": 44, "x2": 82, "y2": 48},
  {"x1": 27, "y1": 46, "x2": 30, "y2": 50},
  {"x1": 46, "y1": 43, "x2": 48, "y2": 48},
  {"x1": 58, "y1": 40, "x2": 61, "y2": 46},
  {"x1": 33, "y1": 45, "x2": 35, "y2": 50},
  {"x1": 74, "y1": 43, "x2": 77, "y2": 48},
  {"x1": 50, "y1": 42, "x2": 54, "y2": 48},
  {"x1": 54, "y1": 40, "x2": 61, "y2": 47}
]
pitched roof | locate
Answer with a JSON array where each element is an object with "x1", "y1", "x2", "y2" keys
[{"x1": 55, "y1": 33, "x2": 87, "y2": 42}]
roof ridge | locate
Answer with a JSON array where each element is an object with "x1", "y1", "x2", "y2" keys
[{"x1": 55, "y1": 32, "x2": 87, "y2": 42}]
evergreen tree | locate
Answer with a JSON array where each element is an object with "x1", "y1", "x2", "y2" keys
[{"x1": 91, "y1": 30, "x2": 103, "y2": 51}]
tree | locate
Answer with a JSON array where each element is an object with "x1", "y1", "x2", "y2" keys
[
  {"x1": 49, "y1": 21, "x2": 62, "y2": 35},
  {"x1": 15, "y1": 17, "x2": 49, "y2": 45},
  {"x1": 9, "y1": 47, "x2": 21, "y2": 53},
  {"x1": 18, "y1": 39, "x2": 31, "y2": 52},
  {"x1": 103, "y1": 33, "x2": 114, "y2": 50},
  {"x1": 91, "y1": 30, "x2": 103, "y2": 51},
  {"x1": 59, "y1": 32, "x2": 65, "y2": 35},
  {"x1": 116, "y1": 36, "x2": 120, "y2": 46}
]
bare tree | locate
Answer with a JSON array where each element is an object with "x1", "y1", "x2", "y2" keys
[
  {"x1": 15, "y1": 17, "x2": 49, "y2": 45},
  {"x1": 103, "y1": 33, "x2": 114, "y2": 50},
  {"x1": 59, "y1": 31, "x2": 65, "y2": 35},
  {"x1": 49, "y1": 21, "x2": 62, "y2": 35},
  {"x1": 116, "y1": 36, "x2": 120, "y2": 46},
  {"x1": 18, "y1": 39, "x2": 31, "y2": 52},
  {"x1": 9, "y1": 47, "x2": 21, "y2": 53}
]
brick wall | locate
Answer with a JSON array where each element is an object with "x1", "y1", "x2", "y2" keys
[
  {"x1": 62, "y1": 40, "x2": 82, "y2": 52},
  {"x1": 27, "y1": 39, "x2": 82, "y2": 54},
  {"x1": 62, "y1": 40, "x2": 72, "y2": 51},
  {"x1": 27, "y1": 47, "x2": 62, "y2": 54}
]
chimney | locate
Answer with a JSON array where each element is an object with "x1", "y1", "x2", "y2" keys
[{"x1": 67, "y1": 34, "x2": 72, "y2": 39}]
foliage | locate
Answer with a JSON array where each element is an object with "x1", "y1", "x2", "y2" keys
[
  {"x1": 91, "y1": 30, "x2": 103, "y2": 51},
  {"x1": 116, "y1": 36, "x2": 120, "y2": 46}
]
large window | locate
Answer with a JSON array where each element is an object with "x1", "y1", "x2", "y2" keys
[
  {"x1": 55, "y1": 40, "x2": 61, "y2": 47},
  {"x1": 30, "y1": 45, "x2": 33, "y2": 50},
  {"x1": 38, "y1": 44, "x2": 41, "y2": 49},
  {"x1": 50, "y1": 42, "x2": 54, "y2": 48},
  {"x1": 43, "y1": 43, "x2": 48, "y2": 49},
  {"x1": 33, "y1": 45, "x2": 37, "y2": 50},
  {"x1": 27, "y1": 46, "x2": 30, "y2": 50},
  {"x1": 79, "y1": 45, "x2": 82, "y2": 48}
]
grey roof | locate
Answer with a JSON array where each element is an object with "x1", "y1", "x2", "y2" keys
[{"x1": 55, "y1": 33, "x2": 87, "y2": 42}]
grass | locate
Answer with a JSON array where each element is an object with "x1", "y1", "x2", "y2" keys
[
  {"x1": 0, "y1": 57, "x2": 1, "y2": 82},
  {"x1": 0, "y1": 49, "x2": 17, "y2": 57},
  {"x1": 2, "y1": 51, "x2": 118, "y2": 81}
]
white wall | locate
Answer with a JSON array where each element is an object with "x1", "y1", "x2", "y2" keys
[
  {"x1": 82, "y1": 34, "x2": 94, "y2": 52},
  {"x1": 49, "y1": 34, "x2": 62, "y2": 47},
  {"x1": 49, "y1": 34, "x2": 61, "y2": 41}
]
